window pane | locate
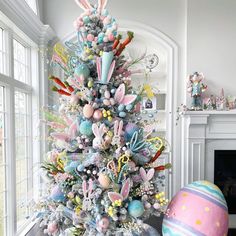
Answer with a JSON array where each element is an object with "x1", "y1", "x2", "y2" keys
[
  {"x1": 0, "y1": 28, "x2": 4, "y2": 74},
  {"x1": 24, "y1": 0, "x2": 37, "y2": 15},
  {"x1": 0, "y1": 86, "x2": 6, "y2": 236},
  {"x1": 14, "y1": 91, "x2": 30, "y2": 230},
  {"x1": 13, "y1": 40, "x2": 29, "y2": 84}
]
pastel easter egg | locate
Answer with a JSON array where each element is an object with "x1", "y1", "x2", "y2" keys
[
  {"x1": 98, "y1": 173, "x2": 111, "y2": 189},
  {"x1": 70, "y1": 94, "x2": 80, "y2": 105},
  {"x1": 75, "y1": 64, "x2": 90, "y2": 78},
  {"x1": 126, "y1": 104, "x2": 133, "y2": 111},
  {"x1": 93, "y1": 110, "x2": 103, "y2": 121},
  {"x1": 79, "y1": 120, "x2": 93, "y2": 136},
  {"x1": 110, "y1": 98, "x2": 115, "y2": 105},
  {"x1": 47, "y1": 222, "x2": 58, "y2": 234},
  {"x1": 98, "y1": 217, "x2": 110, "y2": 232},
  {"x1": 128, "y1": 200, "x2": 144, "y2": 218},
  {"x1": 83, "y1": 104, "x2": 94, "y2": 118},
  {"x1": 162, "y1": 181, "x2": 229, "y2": 236},
  {"x1": 118, "y1": 104, "x2": 125, "y2": 111},
  {"x1": 124, "y1": 123, "x2": 139, "y2": 141},
  {"x1": 87, "y1": 33, "x2": 94, "y2": 42},
  {"x1": 119, "y1": 111, "x2": 126, "y2": 118},
  {"x1": 108, "y1": 33, "x2": 115, "y2": 41},
  {"x1": 104, "y1": 90, "x2": 111, "y2": 99},
  {"x1": 50, "y1": 185, "x2": 66, "y2": 202},
  {"x1": 103, "y1": 99, "x2": 111, "y2": 106},
  {"x1": 83, "y1": 16, "x2": 90, "y2": 24}
]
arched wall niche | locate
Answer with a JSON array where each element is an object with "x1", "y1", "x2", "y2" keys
[{"x1": 62, "y1": 20, "x2": 179, "y2": 198}]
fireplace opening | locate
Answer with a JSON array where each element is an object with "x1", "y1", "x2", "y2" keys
[{"x1": 214, "y1": 150, "x2": 236, "y2": 214}]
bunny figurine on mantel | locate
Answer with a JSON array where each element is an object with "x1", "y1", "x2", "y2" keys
[{"x1": 187, "y1": 72, "x2": 207, "y2": 110}]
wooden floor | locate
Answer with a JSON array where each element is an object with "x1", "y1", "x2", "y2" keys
[{"x1": 26, "y1": 218, "x2": 236, "y2": 236}]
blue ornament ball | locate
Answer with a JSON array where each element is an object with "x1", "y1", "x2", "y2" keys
[
  {"x1": 128, "y1": 200, "x2": 144, "y2": 218},
  {"x1": 79, "y1": 120, "x2": 93, "y2": 136},
  {"x1": 50, "y1": 185, "x2": 66, "y2": 202},
  {"x1": 124, "y1": 123, "x2": 139, "y2": 141},
  {"x1": 75, "y1": 64, "x2": 90, "y2": 78}
]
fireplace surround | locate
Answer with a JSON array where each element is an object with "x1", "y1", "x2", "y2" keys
[{"x1": 181, "y1": 110, "x2": 236, "y2": 228}]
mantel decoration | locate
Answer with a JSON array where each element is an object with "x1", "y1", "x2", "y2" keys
[
  {"x1": 187, "y1": 72, "x2": 207, "y2": 110},
  {"x1": 34, "y1": 0, "x2": 171, "y2": 235}
]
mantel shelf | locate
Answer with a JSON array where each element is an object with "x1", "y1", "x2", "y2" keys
[{"x1": 183, "y1": 109, "x2": 236, "y2": 116}]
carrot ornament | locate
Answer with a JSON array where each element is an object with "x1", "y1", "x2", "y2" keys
[
  {"x1": 64, "y1": 81, "x2": 75, "y2": 93},
  {"x1": 155, "y1": 163, "x2": 172, "y2": 171},
  {"x1": 112, "y1": 34, "x2": 122, "y2": 50},
  {"x1": 49, "y1": 76, "x2": 67, "y2": 89},
  {"x1": 52, "y1": 86, "x2": 71, "y2": 96},
  {"x1": 115, "y1": 31, "x2": 134, "y2": 56}
]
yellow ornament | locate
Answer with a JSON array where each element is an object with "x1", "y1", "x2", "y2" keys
[
  {"x1": 87, "y1": 81, "x2": 93, "y2": 88},
  {"x1": 143, "y1": 84, "x2": 154, "y2": 99}
]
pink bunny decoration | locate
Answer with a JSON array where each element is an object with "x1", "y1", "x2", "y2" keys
[
  {"x1": 139, "y1": 167, "x2": 155, "y2": 191},
  {"x1": 111, "y1": 120, "x2": 123, "y2": 146},
  {"x1": 114, "y1": 83, "x2": 137, "y2": 105},
  {"x1": 82, "y1": 179, "x2": 94, "y2": 211},
  {"x1": 92, "y1": 123, "x2": 106, "y2": 149},
  {"x1": 108, "y1": 178, "x2": 130, "y2": 202}
]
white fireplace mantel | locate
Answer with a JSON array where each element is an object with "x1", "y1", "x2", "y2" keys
[{"x1": 181, "y1": 110, "x2": 236, "y2": 228}]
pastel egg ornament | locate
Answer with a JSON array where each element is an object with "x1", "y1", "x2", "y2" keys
[
  {"x1": 47, "y1": 222, "x2": 58, "y2": 234},
  {"x1": 83, "y1": 104, "x2": 94, "y2": 118},
  {"x1": 124, "y1": 123, "x2": 139, "y2": 142},
  {"x1": 93, "y1": 110, "x2": 103, "y2": 121},
  {"x1": 50, "y1": 185, "x2": 66, "y2": 202},
  {"x1": 128, "y1": 200, "x2": 144, "y2": 218},
  {"x1": 98, "y1": 173, "x2": 111, "y2": 189},
  {"x1": 79, "y1": 120, "x2": 93, "y2": 136},
  {"x1": 162, "y1": 181, "x2": 229, "y2": 236},
  {"x1": 75, "y1": 64, "x2": 90, "y2": 79}
]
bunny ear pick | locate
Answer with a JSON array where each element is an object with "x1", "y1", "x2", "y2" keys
[
  {"x1": 98, "y1": 0, "x2": 108, "y2": 11},
  {"x1": 114, "y1": 83, "x2": 137, "y2": 105},
  {"x1": 120, "y1": 178, "x2": 130, "y2": 199},
  {"x1": 92, "y1": 123, "x2": 100, "y2": 137},
  {"x1": 75, "y1": 0, "x2": 92, "y2": 11}
]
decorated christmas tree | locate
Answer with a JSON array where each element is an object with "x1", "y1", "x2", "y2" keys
[{"x1": 35, "y1": 0, "x2": 171, "y2": 235}]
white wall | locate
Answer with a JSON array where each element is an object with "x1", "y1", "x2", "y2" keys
[{"x1": 187, "y1": 0, "x2": 236, "y2": 96}]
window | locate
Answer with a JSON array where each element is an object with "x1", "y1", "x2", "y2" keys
[
  {"x1": 0, "y1": 28, "x2": 5, "y2": 74},
  {"x1": 0, "y1": 86, "x2": 6, "y2": 236},
  {"x1": 0, "y1": 16, "x2": 39, "y2": 235},
  {"x1": 13, "y1": 40, "x2": 29, "y2": 84},
  {"x1": 24, "y1": 0, "x2": 38, "y2": 15},
  {"x1": 15, "y1": 91, "x2": 32, "y2": 230}
]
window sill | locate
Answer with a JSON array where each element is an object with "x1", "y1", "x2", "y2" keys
[{"x1": 18, "y1": 219, "x2": 39, "y2": 236}]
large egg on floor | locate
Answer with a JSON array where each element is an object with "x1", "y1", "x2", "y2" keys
[
  {"x1": 162, "y1": 181, "x2": 229, "y2": 236},
  {"x1": 50, "y1": 185, "x2": 66, "y2": 202}
]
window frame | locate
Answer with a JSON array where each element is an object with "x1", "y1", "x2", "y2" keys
[{"x1": 0, "y1": 15, "x2": 40, "y2": 236}]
